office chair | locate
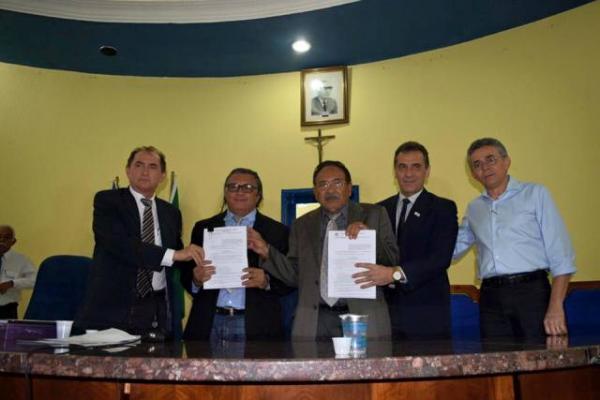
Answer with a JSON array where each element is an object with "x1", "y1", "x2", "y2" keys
[
  {"x1": 450, "y1": 285, "x2": 481, "y2": 342},
  {"x1": 24, "y1": 255, "x2": 92, "y2": 321}
]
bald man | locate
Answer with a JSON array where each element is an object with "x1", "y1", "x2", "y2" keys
[{"x1": 0, "y1": 225, "x2": 36, "y2": 319}]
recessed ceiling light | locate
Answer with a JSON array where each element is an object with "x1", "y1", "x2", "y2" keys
[
  {"x1": 292, "y1": 39, "x2": 311, "y2": 53},
  {"x1": 99, "y1": 45, "x2": 118, "y2": 56}
]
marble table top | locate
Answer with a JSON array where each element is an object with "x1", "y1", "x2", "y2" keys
[{"x1": 1, "y1": 334, "x2": 599, "y2": 382}]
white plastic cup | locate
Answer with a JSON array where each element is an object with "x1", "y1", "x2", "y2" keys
[
  {"x1": 332, "y1": 337, "x2": 352, "y2": 355},
  {"x1": 56, "y1": 320, "x2": 73, "y2": 339}
]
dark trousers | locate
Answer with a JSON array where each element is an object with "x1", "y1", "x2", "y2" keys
[
  {"x1": 316, "y1": 305, "x2": 348, "y2": 339},
  {"x1": 480, "y1": 275, "x2": 550, "y2": 340},
  {"x1": 127, "y1": 291, "x2": 168, "y2": 336},
  {"x1": 0, "y1": 302, "x2": 18, "y2": 319}
]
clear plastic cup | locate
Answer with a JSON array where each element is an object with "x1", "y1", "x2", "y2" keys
[{"x1": 340, "y1": 314, "x2": 368, "y2": 354}]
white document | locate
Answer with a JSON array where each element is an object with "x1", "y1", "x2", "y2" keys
[
  {"x1": 203, "y1": 226, "x2": 248, "y2": 289},
  {"x1": 26, "y1": 328, "x2": 141, "y2": 348},
  {"x1": 328, "y1": 229, "x2": 376, "y2": 299}
]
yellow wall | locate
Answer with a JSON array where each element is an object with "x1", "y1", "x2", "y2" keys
[{"x1": 1, "y1": 2, "x2": 599, "y2": 317}]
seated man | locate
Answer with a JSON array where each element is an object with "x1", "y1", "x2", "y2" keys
[
  {"x1": 249, "y1": 161, "x2": 398, "y2": 340},
  {"x1": 0, "y1": 225, "x2": 36, "y2": 319},
  {"x1": 181, "y1": 168, "x2": 290, "y2": 342}
]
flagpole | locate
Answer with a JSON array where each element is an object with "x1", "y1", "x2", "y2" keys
[{"x1": 170, "y1": 171, "x2": 175, "y2": 195}]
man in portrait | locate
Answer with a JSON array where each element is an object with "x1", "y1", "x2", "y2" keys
[{"x1": 311, "y1": 80, "x2": 338, "y2": 116}]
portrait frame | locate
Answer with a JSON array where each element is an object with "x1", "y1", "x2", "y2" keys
[{"x1": 301, "y1": 66, "x2": 348, "y2": 126}]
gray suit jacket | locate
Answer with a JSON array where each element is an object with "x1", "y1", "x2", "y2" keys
[{"x1": 263, "y1": 202, "x2": 399, "y2": 340}]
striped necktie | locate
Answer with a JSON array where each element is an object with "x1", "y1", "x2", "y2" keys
[{"x1": 136, "y1": 198, "x2": 155, "y2": 298}]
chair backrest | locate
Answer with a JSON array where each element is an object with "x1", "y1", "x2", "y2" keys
[
  {"x1": 24, "y1": 255, "x2": 92, "y2": 321},
  {"x1": 564, "y1": 280, "x2": 600, "y2": 335},
  {"x1": 450, "y1": 285, "x2": 480, "y2": 341}
]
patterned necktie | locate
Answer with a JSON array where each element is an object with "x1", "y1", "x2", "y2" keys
[
  {"x1": 320, "y1": 214, "x2": 339, "y2": 307},
  {"x1": 136, "y1": 198, "x2": 155, "y2": 298}
]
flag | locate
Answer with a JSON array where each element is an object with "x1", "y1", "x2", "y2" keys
[
  {"x1": 169, "y1": 172, "x2": 179, "y2": 207},
  {"x1": 169, "y1": 172, "x2": 185, "y2": 340}
]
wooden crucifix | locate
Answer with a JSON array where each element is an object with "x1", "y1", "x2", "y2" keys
[{"x1": 304, "y1": 129, "x2": 335, "y2": 164}]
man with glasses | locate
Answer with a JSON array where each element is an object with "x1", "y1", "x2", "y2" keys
[
  {"x1": 454, "y1": 138, "x2": 576, "y2": 340},
  {"x1": 249, "y1": 161, "x2": 398, "y2": 340},
  {"x1": 180, "y1": 168, "x2": 290, "y2": 343}
]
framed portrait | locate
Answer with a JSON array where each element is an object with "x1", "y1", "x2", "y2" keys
[{"x1": 301, "y1": 66, "x2": 348, "y2": 126}]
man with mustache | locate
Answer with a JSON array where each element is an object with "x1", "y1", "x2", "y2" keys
[{"x1": 249, "y1": 160, "x2": 398, "y2": 340}]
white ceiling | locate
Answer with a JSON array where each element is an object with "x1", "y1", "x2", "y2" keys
[{"x1": 0, "y1": 0, "x2": 359, "y2": 23}]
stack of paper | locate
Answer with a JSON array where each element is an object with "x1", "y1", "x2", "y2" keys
[{"x1": 29, "y1": 328, "x2": 140, "y2": 348}]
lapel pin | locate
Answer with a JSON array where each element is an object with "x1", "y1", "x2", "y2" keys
[{"x1": 414, "y1": 211, "x2": 421, "y2": 218}]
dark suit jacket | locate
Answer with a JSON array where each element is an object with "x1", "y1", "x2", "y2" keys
[
  {"x1": 264, "y1": 202, "x2": 398, "y2": 340},
  {"x1": 379, "y1": 189, "x2": 458, "y2": 339},
  {"x1": 311, "y1": 96, "x2": 338, "y2": 115},
  {"x1": 75, "y1": 188, "x2": 183, "y2": 333},
  {"x1": 180, "y1": 211, "x2": 290, "y2": 340}
]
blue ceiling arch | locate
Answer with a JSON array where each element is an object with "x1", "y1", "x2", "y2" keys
[{"x1": 0, "y1": 0, "x2": 593, "y2": 77}]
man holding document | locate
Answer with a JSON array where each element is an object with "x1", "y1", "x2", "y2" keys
[
  {"x1": 180, "y1": 168, "x2": 289, "y2": 342},
  {"x1": 249, "y1": 161, "x2": 398, "y2": 340}
]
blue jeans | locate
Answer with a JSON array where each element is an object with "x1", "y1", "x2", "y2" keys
[{"x1": 210, "y1": 314, "x2": 246, "y2": 357}]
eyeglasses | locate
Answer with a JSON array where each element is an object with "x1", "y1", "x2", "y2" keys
[
  {"x1": 471, "y1": 155, "x2": 503, "y2": 171},
  {"x1": 315, "y1": 179, "x2": 346, "y2": 191},
  {"x1": 225, "y1": 183, "x2": 258, "y2": 193}
]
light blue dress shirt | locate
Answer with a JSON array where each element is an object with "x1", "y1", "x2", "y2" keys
[
  {"x1": 214, "y1": 209, "x2": 257, "y2": 310},
  {"x1": 453, "y1": 177, "x2": 576, "y2": 279}
]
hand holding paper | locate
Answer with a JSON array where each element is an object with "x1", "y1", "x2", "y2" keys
[
  {"x1": 202, "y1": 226, "x2": 248, "y2": 289},
  {"x1": 327, "y1": 229, "x2": 376, "y2": 299}
]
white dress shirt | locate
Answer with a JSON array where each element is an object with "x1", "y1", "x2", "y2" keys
[
  {"x1": 395, "y1": 189, "x2": 423, "y2": 228},
  {"x1": 129, "y1": 187, "x2": 175, "y2": 291},
  {"x1": 0, "y1": 250, "x2": 36, "y2": 306}
]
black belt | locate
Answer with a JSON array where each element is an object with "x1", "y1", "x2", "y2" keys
[
  {"x1": 137, "y1": 289, "x2": 166, "y2": 299},
  {"x1": 151, "y1": 289, "x2": 166, "y2": 297},
  {"x1": 319, "y1": 303, "x2": 349, "y2": 313},
  {"x1": 482, "y1": 270, "x2": 547, "y2": 288},
  {"x1": 215, "y1": 307, "x2": 245, "y2": 316}
]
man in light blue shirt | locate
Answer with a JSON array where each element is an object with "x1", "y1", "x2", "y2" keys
[
  {"x1": 180, "y1": 168, "x2": 290, "y2": 344},
  {"x1": 454, "y1": 138, "x2": 576, "y2": 339}
]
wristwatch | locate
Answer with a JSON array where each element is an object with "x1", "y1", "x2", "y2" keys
[{"x1": 392, "y1": 266, "x2": 405, "y2": 283}]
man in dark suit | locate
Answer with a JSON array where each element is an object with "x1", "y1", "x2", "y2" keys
[
  {"x1": 76, "y1": 146, "x2": 204, "y2": 339},
  {"x1": 249, "y1": 161, "x2": 398, "y2": 340},
  {"x1": 378, "y1": 141, "x2": 458, "y2": 339},
  {"x1": 311, "y1": 82, "x2": 338, "y2": 116},
  {"x1": 180, "y1": 168, "x2": 290, "y2": 342}
]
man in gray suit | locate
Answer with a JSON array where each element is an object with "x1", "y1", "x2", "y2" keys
[
  {"x1": 311, "y1": 82, "x2": 338, "y2": 116},
  {"x1": 249, "y1": 161, "x2": 398, "y2": 340}
]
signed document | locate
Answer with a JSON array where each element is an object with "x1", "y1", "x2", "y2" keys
[
  {"x1": 203, "y1": 226, "x2": 248, "y2": 289},
  {"x1": 328, "y1": 229, "x2": 376, "y2": 299}
]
